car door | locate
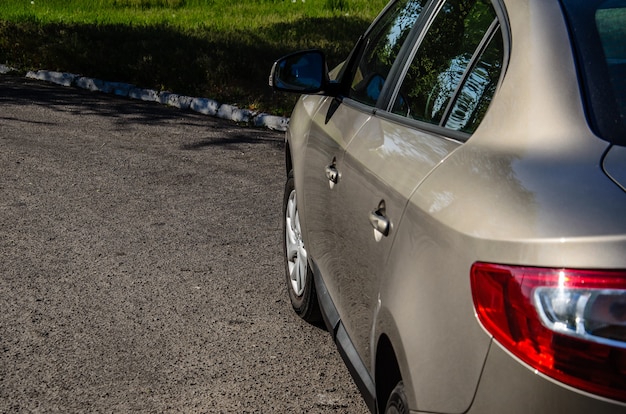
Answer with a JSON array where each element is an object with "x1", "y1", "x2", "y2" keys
[
  {"x1": 301, "y1": 0, "x2": 431, "y2": 315},
  {"x1": 329, "y1": 115, "x2": 460, "y2": 367},
  {"x1": 328, "y1": 0, "x2": 506, "y2": 372}
]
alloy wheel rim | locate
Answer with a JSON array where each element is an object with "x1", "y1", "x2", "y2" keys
[{"x1": 285, "y1": 189, "x2": 307, "y2": 297}]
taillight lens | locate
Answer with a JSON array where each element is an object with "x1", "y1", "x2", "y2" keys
[{"x1": 470, "y1": 263, "x2": 626, "y2": 403}]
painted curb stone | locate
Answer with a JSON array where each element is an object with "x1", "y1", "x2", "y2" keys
[
  {"x1": 26, "y1": 70, "x2": 77, "y2": 87},
  {"x1": 5, "y1": 69, "x2": 290, "y2": 130},
  {"x1": 159, "y1": 92, "x2": 194, "y2": 110},
  {"x1": 190, "y1": 98, "x2": 220, "y2": 116}
]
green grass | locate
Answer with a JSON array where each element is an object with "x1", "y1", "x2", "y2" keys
[{"x1": 0, "y1": 0, "x2": 388, "y2": 115}]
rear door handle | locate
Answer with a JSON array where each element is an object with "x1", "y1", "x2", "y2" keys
[
  {"x1": 325, "y1": 164, "x2": 339, "y2": 189},
  {"x1": 369, "y1": 200, "x2": 390, "y2": 242}
]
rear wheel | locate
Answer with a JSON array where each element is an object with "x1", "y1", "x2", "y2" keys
[
  {"x1": 283, "y1": 170, "x2": 321, "y2": 322},
  {"x1": 385, "y1": 382, "x2": 409, "y2": 414}
]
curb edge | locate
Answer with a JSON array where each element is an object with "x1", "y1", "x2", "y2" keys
[{"x1": 9, "y1": 67, "x2": 289, "y2": 132}]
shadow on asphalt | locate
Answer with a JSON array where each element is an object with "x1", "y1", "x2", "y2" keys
[
  {"x1": 180, "y1": 134, "x2": 284, "y2": 151},
  {"x1": 0, "y1": 76, "x2": 284, "y2": 149}
]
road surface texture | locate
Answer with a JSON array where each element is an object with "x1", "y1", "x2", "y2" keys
[{"x1": 0, "y1": 77, "x2": 368, "y2": 413}]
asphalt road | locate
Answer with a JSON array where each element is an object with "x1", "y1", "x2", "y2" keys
[{"x1": 0, "y1": 76, "x2": 368, "y2": 413}]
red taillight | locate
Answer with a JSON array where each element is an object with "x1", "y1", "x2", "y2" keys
[{"x1": 471, "y1": 263, "x2": 626, "y2": 403}]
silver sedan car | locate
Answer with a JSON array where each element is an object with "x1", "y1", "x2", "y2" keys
[{"x1": 270, "y1": 0, "x2": 626, "y2": 412}]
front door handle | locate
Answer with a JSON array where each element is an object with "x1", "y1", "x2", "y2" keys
[
  {"x1": 325, "y1": 164, "x2": 339, "y2": 189},
  {"x1": 369, "y1": 200, "x2": 390, "y2": 242}
]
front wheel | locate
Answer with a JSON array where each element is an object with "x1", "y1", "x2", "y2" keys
[{"x1": 283, "y1": 170, "x2": 321, "y2": 322}]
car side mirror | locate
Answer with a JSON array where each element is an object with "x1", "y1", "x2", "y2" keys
[{"x1": 269, "y1": 50, "x2": 329, "y2": 94}]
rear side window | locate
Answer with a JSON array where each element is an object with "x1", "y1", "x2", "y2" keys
[
  {"x1": 444, "y1": 27, "x2": 503, "y2": 133},
  {"x1": 348, "y1": 0, "x2": 429, "y2": 106},
  {"x1": 596, "y1": 7, "x2": 626, "y2": 128},
  {"x1": 391, "y1": 0, "x2": 503, "y2": 134},
  {"x1": 560, "y1": 0, "x2": 626, "y2": 144}
]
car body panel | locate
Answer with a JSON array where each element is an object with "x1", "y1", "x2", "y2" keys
[
  {"x1": 481, "y1": 0, "x2": 591, "y2": 154},
  {"x1": 604, "y1": 144, "x2": 626, "y2": 192},
  {"x1": 387, "y1": 142, "x2": 626, "y2": 412},
  {"x1": 413, "y1": 139, "x2": 626, "y2": 244},
  {"x1": 287, "y1": 95, "x2": 322, "y2": 236},
  {"x1": 378, "y1": 216, "x2": 494, "y2": 412},
  {"x1": 297, "y1": 97, "x2": 373, "y2": 312},
  {"x1": 465, "y1": 342, "x2": 626, "y2": 414},
  {"x1": 330, "y1": 110, "x2": 460, "y2": 370}
]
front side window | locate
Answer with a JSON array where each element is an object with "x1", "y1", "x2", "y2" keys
[
  {"x1": 348, "y1": 0, "x2": 429, "y2": 106},
  {"x1": 391, "y1": 0, "x2": 503, "y2": 134}
]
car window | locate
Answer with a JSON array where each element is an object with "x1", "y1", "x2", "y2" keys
[
  {"x1": 444, "y1": 27, "x2": 503, "y2": 133},
  {"x1": 560, "y1": 0, "x2": 626, "y2": 145},
  {"x1": 597, "y1": 7, "x2": 626, "y2": 118},
  {"x1": 348, "y1": 0, "x2": 429, "y2": 107},
  {"x1": 391, "y1": 0, "x2": 502, "y2": 133}
]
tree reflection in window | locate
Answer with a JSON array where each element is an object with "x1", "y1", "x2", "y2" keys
[
  {"x1": 392, "y1": 0, "x2": 502, "y2": 133},
  {"x1": 445, "y1": 28, "x2": 503, "y2": 133},
  {"x1": 349, "y1": 0, "x2": 428, "y2": 106}
]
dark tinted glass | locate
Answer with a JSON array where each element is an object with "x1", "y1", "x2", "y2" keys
[
  {"x1": 391, "y1": 0, "x2": 498, "y2": 128},
  {"x1": 349, "y1": 0, "x2": 429, "y2": 106},
  {"x1": 444, "y1": 28, "x2": 503, "y2": 133},
  {"x1": 273, "y1": 51, "x2": 324, "y2": 92},
  {"x1": 560, "y1": 0, "x2": 626, "y2": 144}
]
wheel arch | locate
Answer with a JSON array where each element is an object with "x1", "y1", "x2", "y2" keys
[
  {"x1": 375, "y1": 334, "x2": 403, "y2": 414},
  {"x1": 372, "y1": 298, "x2": 420, "y2": 413}
]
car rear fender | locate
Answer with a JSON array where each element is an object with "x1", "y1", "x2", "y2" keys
[{"x1": 374, "y1": 216, "x2": 492, "y2": 413}]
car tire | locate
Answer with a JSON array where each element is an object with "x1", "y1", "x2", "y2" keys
[
  {"x1": 283, "y1": 170, "x2": 321, "y2": 322},
  {"x1": 385, "y1": 381, "x2": 409, "y2": 414}
]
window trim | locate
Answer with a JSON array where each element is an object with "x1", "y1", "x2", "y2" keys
[
  {"x1": 339, "y1": 0, "x2": 511, "y2": 142},
  {"x1": 384, "y1": 0, "x2": 448, "y2": 113},
  {"x1": 335, "y1": 0, "x2": 404, "y2": 95},
  {"x1": 338, "y1": 0, "x2": 440, "y2": 109},
  {"x1": 374, "y1": 0, "x2": 443, "y2": 110},
  {"x1": 385, "y1": 0, "x2": 510, "y2": 141}
]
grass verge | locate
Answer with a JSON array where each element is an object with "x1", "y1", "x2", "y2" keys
[{"x1": 0, "y1": 0, "x2": 388, "y2": 115}]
